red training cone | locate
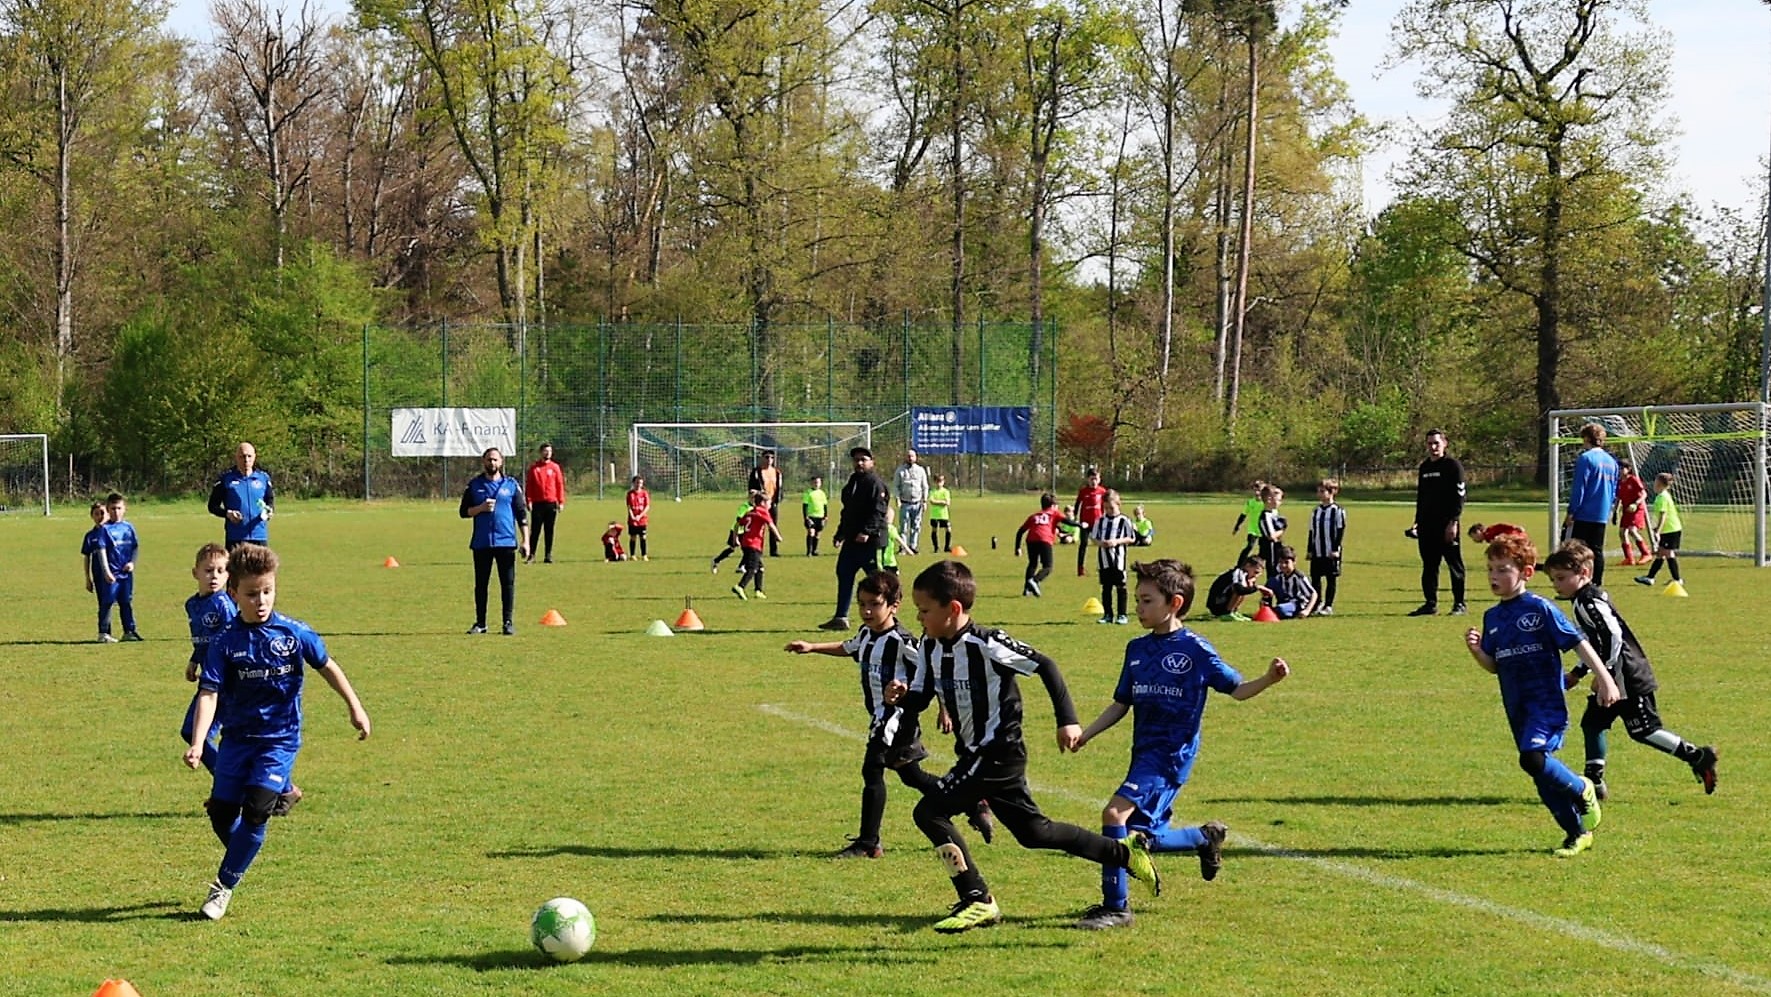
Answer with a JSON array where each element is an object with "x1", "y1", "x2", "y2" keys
[
  {"x1": 674, "y1": 607, "x2": 705, "y2": 631},
  {"x1": 539, "y1": 609, "x2": 568, "y2": 626},
  {"x1": 92, "y1": 982, "x2": 144, "y2": 997},
  {"x1": 950, "y1": 544, "x2": 969, "y2": 557},
  {"x1": 382, "y1": 556, "x2": 400, "y2": 568},
  {"x1": 1252, "y1": 604, "x2": 1280, "y2": 623}
]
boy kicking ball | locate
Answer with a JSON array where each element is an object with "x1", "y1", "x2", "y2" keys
[
  {"x1": 183, "y1": 544, "x2": 370, "y2": 919},
  {"x1": 1463, "y1": 534, "x2": 1618, "y2": 857},
  {"x1": 1071, "y1": 559, "x2": 1289, "y2": 929}
]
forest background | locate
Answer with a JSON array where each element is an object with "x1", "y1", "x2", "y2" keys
[{"x1": 0, "y1": 0, "x2": 1765, "y2": 496}]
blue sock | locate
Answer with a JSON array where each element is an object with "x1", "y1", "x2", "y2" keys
[
  {"x1": 1148, "y1": 824, "x2": 1207, "y2": 852},
  {"x1": 218, "y1": 819, "x2": 268, "y2": 888},
  {"x1": 1100, "y1": 824, "x2": 1129, "y2": 910},
  {"x1": 1536, "y1": 756, "x2": 1586, "y2": 838}
]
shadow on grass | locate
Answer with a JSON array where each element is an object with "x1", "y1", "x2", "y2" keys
[
  {"x1": 487, "y1": 845, "x2": 809, "y2": 861},
  {"x1": 0, "y1": 900, "x2": 186, "y2": 923},
  {"x1": 388, "y1": 939, "x2": 1067, "y2": 971},
  {"x1": 648, "y1": 910, "x2": 933, "y2": 932},
  {"x1": 0, "y1": 810, "x2": 186, "y2": 826},
  {"x1": 1206, "y1": 794, "x2": 1514, "y2": 808},
  {"x1": 1235, "y1": 844, "x2": 1533, "y2": 860}
]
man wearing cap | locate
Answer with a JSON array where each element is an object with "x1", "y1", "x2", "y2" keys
[{"x1": 819, "y1": 446, "x2": 890, "y2": 630}]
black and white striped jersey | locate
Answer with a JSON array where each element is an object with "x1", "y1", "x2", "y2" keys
[
  {"x1": 842, "y1": 623, "x2": 923, "y2": 739},
  {"x1": 1306, "y1": 503, "x2": 1346, "y2": 559},
  {"x1": 1567, "y1": 584, "x2": 1658, "y2": 698},
  {"x1": 1092, "y1": 514, "x2": 1136, "y2": 572},
  {"x1": 903, "y1": 624, "x2": 1077, "y2": 759},
  {"x1": 1258, "y1": 508, "x2": 1284, "y2": 541}
]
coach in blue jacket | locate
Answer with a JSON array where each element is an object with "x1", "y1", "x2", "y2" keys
[
  {"x1": 208, "y1": 442, "x2": 275, "y2": 549},
  {"x1": 460, "y1": 447, "x2": 529, "y2": 635},
  {"x1": 1563, "y1": 422, "x2": 1619, "y2": 587}
]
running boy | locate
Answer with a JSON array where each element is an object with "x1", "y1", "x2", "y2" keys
[
  {"x1": 1305, "y1": 479, "x2": 1344, "y2": 615},
  {"x1": 883, "y1": 560, "x2": 1160, "y2": 933},
  {"x1": 1014, "y1": 493, "x2": 1079, "y2": 597},
  {"x1": 104, "y1": 492, "x2": 142, "y2": 641},
  {"x1": 1463, "y1": 533, "x2": 1618, "y2": 856},
  {"x1": 1543, "y1": 540, "x2": 1718, "y2": 798},
  {"x1": 927, "y1": 474, "x2": 953, "y2": 553},
  {"x1": 1071, "y1": 558, "x2": 1289, "y2": 928},
  {"x1": 1205, "y1": 555, "x2": 1271, "y2": 622},
  {"x1": 1635, "y1": 473, "x2": 1683, "y2": 588},
  {"x1": 732, "y1": 491, "x2": 783, "y2": 599},
  {"x1": 184, "y1": 543, "x2": 370, "y2": 919},
  {"x1": 1091, "y1": 490, "x2": 1137, "y2": 624},
  {"x1": 802, "y1": 476, "x2": 829, "y2": 556},
  {"x1": 80, "y1": 501, "x2": 118, "y2": 642},
  {"x1": 626, "y1": 475, "x2": 651, "y2": 561},
  {"x1": 785, "y1": 570, "x2": 991, "y2": 858}
]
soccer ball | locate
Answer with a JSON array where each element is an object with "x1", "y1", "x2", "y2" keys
[
  {"x1": 673, "y1": 496, "x2": 681, "y2": 502},
  {"x1": 531, "y1": 897, "x2": 595, "y2": 962}
]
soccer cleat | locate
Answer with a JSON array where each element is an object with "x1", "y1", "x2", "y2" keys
[
  {"x1": 833, "y1": 838, "x2": 883, "y2": 859},
  {"x1": 753, "y1": 591, "x2": 767, "y2": 600},
  {"x1": 1449, "y1": 603, "x2": 1469, "y2": 616},
  {"x1": 818, "y1": 617, "x2": 850, "y2": 632},
  {"x1": 1229, "y1": 612, "x2": 1252, "y2": 622},
  {"x1": 544, "y1": 556, "x2": 554, "y2": 564},
  {"x1": 642, "y1": 555, "x2": 649, "y2": 562},
  {"x1": 466, "y1": 624, "x2": 487, "y2": 634},
  {"x1": 123, "y1": 630, "x2": 145, "y2": 641},
  {"x1": 1553, "y1": 832, "x2": 1594, "y2": 858},
  {"x1": 932, "y1": 897, "x2": 1001, "y2": 933},
  {"x1": 1115, "y1": 615, "x2": 1128, "y2": 625},
  {"x1": 1691, "y1": 745, "x2": 1719, "y2": 794},
  {"x1": 502, "y1": 622, "x2": 515, "y2": 635},
  {"x1": 97, "y1": 633, "x2": 119, "y2": 644},
  {"x1": 1196, "y1": 820, "x2": 1228, "y2": 881},
  {"x1": 1124, "y1": 831, "x2": 1162, "y2": 896},
  {"x1": 1578, "y1": 777, "x2": 1603, "y2": 832},
  {"x1": 967, "y1": 802, "x2": 996, "y2": 844},
  {"x1": 1074, "y1": 904, "x2": 1135, "y2": 930},
  {"x1": 710, "y1": 559, "x2": 719, "y2": 575},
  {"x1": 201, "y1": 880, "x2": 233, "y2": 920},
  {"x1": 731, "y1": 585, "x2": 747, "y2": 601},
  {"x1": 1407, "y1": 604, "x2": 1438, "y2": 617},
  {"x1": 1028, "y1": 579, "x2": 1042, "y2": 597},
  {"x1": 1317, "y1": 606, "x2": 1334, "y2": 616},
  {"x1": 1098, "y1": 616, "x2": 1113, "y2": 625},
  {"x1": 270, "y1": 785, "x2": 303, "y2": 817},
  {"x1": 1634, "y1": 576, "x2": 1654, "y2": 586}
]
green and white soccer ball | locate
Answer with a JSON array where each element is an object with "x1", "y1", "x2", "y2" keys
[{"x1": 531, "y1": 897, "x2": 595, "y2": 962}]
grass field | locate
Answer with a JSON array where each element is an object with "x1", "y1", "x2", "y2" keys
[{"x1": 2, "y1": 493, "x2": 1768, "y2": 996}]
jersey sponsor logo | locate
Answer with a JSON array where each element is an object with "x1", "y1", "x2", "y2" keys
[
  {"x1": 237, "y1": 662, "x2": 296, "y2": 680},
  {"x1": 269, "y1": 634, "x2": 300, "y2": 657},
  {"x1": 1132, "y1": 682, "x2": 1190, "y2": 699},
  {"x1": 1160, "y1": 653, "x2": 1193, "y2": 675},
  {"x1": 1517, "y1": 612, "x2": 1545, "y2": 633}
]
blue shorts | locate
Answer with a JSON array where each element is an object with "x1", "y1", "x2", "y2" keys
[
  {"x1": 212, "y1": 736, "x2": 299, "y2": 803},
  {"x1": 1112, "y1": 747, "x2": 1199, "y2": 832},
  {"x1": 1507, "y1": 712, "x2": 1567, "y2": 754}
]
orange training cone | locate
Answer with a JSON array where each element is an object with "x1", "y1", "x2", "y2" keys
[
  {"x1": 1252, "y1": 604, "x2": 1280, "y2": 623},
  {"x1": 539, "y1": 609, "x2": 568, "y2": 626},
  {"x1": 674, "y1": 605, "x2": 705, "y2": 632},
  {"x1": 92, "y1": 982, "x2": 143, "y2": 997},
  {"x1": 950, "y1": 544, "x2": 969, "y2": 557},
  {"x1": 382, "y1": 556, "x2": 400, "y2": 568}
]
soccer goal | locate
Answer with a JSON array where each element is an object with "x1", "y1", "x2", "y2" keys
[
  {"x1": 0, "y1": 433, "x2": 51, "y2": 516},
  {"x1": 630, "y1": 422, "x2": 873, "y2": 500},
  {"x1": 1549, "y1": 403, "x2": 1769, "y2": 564}
]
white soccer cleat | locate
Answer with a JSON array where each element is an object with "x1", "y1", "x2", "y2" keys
[{"x1": 201, "y1": 880, "x2": 233, "y2": 920}]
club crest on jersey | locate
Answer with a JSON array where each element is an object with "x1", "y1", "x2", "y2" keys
[
  {"x1": 1517, "y1": 612, "x2": 1545, "y2": 633},
  {"x1": 201, "y1": 611, "x2": 224, "y2": 630},
  {"x1": 1160, "y1": 653, "x2": 1193, "y2": 675},
  {"x1": 269, "y1": 634, "x2": 300, "y2": 656}
]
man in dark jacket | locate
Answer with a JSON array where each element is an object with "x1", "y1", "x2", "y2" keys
[
  {"x1": 819, "y1": 447, "x2": 890, "y2": 630},
  {"x1": 1408, "y1": 428, "x2": 1466, "y2": 616}
]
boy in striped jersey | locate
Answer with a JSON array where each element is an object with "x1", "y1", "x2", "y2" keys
[
  {"x1": 884, "y1": 560, "x2": 1160, "y2": 933},
  {"x1": 1305, "y1": 479, "x2": 1346, "y2": 615},
  {"x1": 1091, "y1": 491, "x2": 1137, "y2": 624},
  {"x1": 1543, "y1": 541, "x2": 1718, "y2": 799},
  {"x1": 787, "y1": 571, "x2": 991, "y2": 857}
]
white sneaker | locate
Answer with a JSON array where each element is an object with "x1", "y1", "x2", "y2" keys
[
  {"x1": 1318, "y1": 606, "x2": 1334, "y2": 616},
  {"x1": 201, "y1": 880, "x2": 233, "y2": 920},
  {"x1": 97, "y1": 633, "x2": 119, "y2": 644},
  {"x1": 1115, "y1": 615, "x2": 1128, "y2": 625}
]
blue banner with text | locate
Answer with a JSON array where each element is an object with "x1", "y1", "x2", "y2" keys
[{"x1": 910, "y1": 406, "x2": 1034, "y2": 455}]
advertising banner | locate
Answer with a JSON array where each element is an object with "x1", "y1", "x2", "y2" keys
[{"x1": 392, "y1": 407, "x2": 517, "y2": 457}]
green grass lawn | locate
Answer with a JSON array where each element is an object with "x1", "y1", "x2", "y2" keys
[{"x1": 2, "y1": 494, "x2": 1767, "y2": 996}]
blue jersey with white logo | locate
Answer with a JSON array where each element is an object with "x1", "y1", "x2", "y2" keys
[
  {"x1": 201, "y1": 612, "x2": 329, "y2": 740},
  {"x1": 1114, "y1": 629, "x2": 1243, "y2": 762},
  {"x1": 185, "y1": 591, "x2": 239, "y2": 665},
  {"x1": 214, "y1": 468, "x2": 274, "y2": 544},
  {"x1": 80, "y1": 525, "x2": 114, "y2": 578},
  {"x1": 102, "y1": 521, "x2": 138, "y2": 575},
  {"x1": 462, "y1": 473, "x2": 527, "y2": 549},
  {"x1": 1479, "y1": 592, "x2": 1582, "y2": 724}
]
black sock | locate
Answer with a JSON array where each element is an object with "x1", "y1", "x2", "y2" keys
[
  {"x1": 1648, "y1": 558, "x2": 1663, "y2": 578},
  {"x1": 1668, "y1": 558, "x2": 1681, "y2": 581}
]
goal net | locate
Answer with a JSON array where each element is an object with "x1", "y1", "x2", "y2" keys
[
  {"x1": 1550, "y1": 404, "x2": 1768, "y2": 564},
  {"x1": 0, "y1": 434, "x2": 50, "y2": 516},
  {"x1": 630, "y1": 422, "x2": 874, "y2": 500}
]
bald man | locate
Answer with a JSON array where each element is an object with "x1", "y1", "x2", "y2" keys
[{"x1": 207, "y1": 442, "x2": 275, "y2": 550}]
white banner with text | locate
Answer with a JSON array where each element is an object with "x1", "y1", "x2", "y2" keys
[{"x1": 392, "y1": 407, "x2": 517, "y2": 457}]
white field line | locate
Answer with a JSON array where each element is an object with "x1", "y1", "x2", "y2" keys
[{"x1": 758, "y1": 703, "x2": 1771, "y2": 995}]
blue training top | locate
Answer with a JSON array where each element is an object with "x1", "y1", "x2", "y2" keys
[
  {"x1": 1567, "y1": 448, "x2": 1618, "y2": 524},
  {"x1": 461, "y1": 473, "x2": 527, "y2": 549},
  {"x1": 1114, "y1": 628, "x2": 1243, "y2": 762},
  {"x1": 200, "y1": 611, "x2": 330, "y2": 741},
  {"x1": 1479, "y1": 591, "x2": 1583, "y2": 725},
  {"x1": 185, "y1": 591, "x2": 239, "y2": 665},
  {"x1": 102, "y1": 521, "x2": 138, "y2": 575},
  {"x1": 80, "y1": 525, "x2": 114, "y2": 579},
  {"x1": 213, "y1": 468, "x2": 274, "y2": 544}
]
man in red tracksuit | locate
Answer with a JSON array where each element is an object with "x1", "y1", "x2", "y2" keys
[{"x1": 524, "y1": 443, "x2": 567, "y2": 563}]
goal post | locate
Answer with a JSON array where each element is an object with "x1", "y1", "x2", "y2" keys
[
  {"x1": 0, "y1": 434, "x2": 51, "y2": 516},
  {"x1": 1549, "y1": 403, "x2": 1768, "y2": 565},
  {"x1": 629, "y1": 422, "x2": 874, "y2": 500}
]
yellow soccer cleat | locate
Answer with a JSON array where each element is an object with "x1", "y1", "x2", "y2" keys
[
  {"x1": 932, "y1": 897, "x2": 1001, "y2": 933},
  {"x1": 1554, "y1": 832, "x2": 1594, "y2": 858}
]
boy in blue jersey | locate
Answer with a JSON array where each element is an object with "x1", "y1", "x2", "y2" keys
[
  {"x1": 1463, "y1": 533, "x2": 1619, "y2": 857},
  {"x1": 1071, "y1": 559, "x2": 1289, "y2": 929},
  {"x1": 80, "y1": 501, "x2": 119, "y2": 642},
  {"x1": 182, "y1": 544, "x2": 236, "y2": 774},
  {"x1": 103, "y1": 492, "x2": 143, "y2": 641},
  {"x1": 184, "y1": 543, "x2": 371, "y2": 919}
]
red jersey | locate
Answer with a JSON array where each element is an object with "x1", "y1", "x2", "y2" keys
[
  {"x1": 525, "y1": 459, "x2": 566, "y2": 505},
  {"x1": 601, "y1": 523, "x2": 624, "y2": 554},
  {"x1": 737, "y1": 506, "x2": 774, "y2": 550},
  {"x1": 1474, "y1": 523, "x2": 1526, "y2": 543},
  {"x1": 626, "y1": 487, "x2": 650, "y2": 526},
  {"x1": 1074, "y1": 485, "x2": 1107, "y2": 526},
  {"x1": 1020, "y1": 509, "x2": 1063, "y2": 546},
  {"x1": 1616, "y1": 473, "x2": 1645, "y2": 512}
]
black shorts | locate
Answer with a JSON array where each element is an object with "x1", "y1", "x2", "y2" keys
[
  {"x1": 739, "y1": 547, "x2": 764, "y2": 574},
  {"x1": 1098, "y1": 566, "x2": 1126, "y2": 588},
  {"x1": 930, "y1": 517, "x2": 950, "y2": 527},
  {"x1": 628, "y1": 522, "x2": 647, "y2": 538},
  {"x1": 922, "y1": 743, "x2": 1040, "y2": 824},
  {"x1": 1310, "y1": 555, "x2": 1341, "y2": 578},
  {"x1": 866, "y1": 729, "x2": 929, "y2": 769},
  {"x1": 805, "y1": 516, "x2": 825, "y2": 532},
  {"x1": 1658, "y1": 530, "x2": 1682, "y2": 551},
  {"x1": 1581, "y1": 690, "x2": 1664, "y2": 739}
]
